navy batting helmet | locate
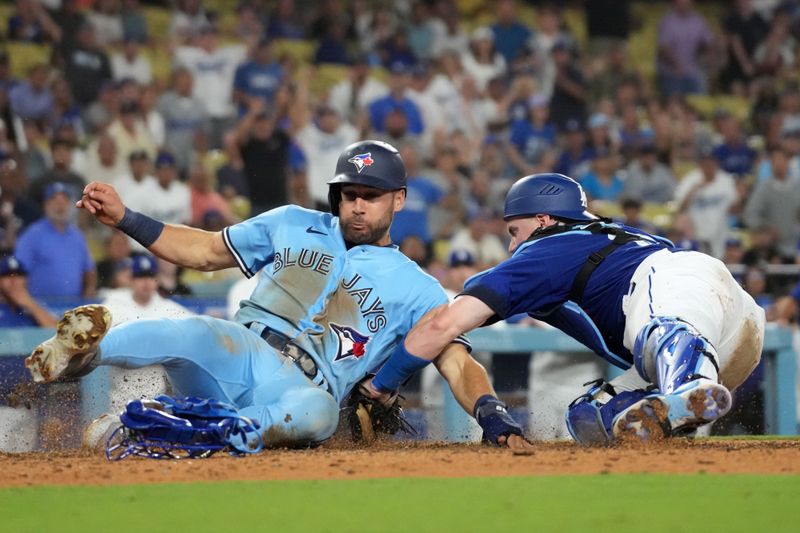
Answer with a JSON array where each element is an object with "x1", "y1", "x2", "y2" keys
[
  {"x1": 327, "y1": 140, "x2": 406, "y2": 216},
  {"x1": 503, "y1": 173, "x2": 597, "y2": 221}
]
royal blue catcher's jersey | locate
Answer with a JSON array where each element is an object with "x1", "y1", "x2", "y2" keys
[
  {"x1": 223, "y1": 205, "x2": 464, "y2": 402},
  {"x1": 461, "y1": 221, "x2": 675, "y2": 367}
]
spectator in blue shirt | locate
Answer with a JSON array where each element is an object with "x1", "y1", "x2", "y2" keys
[
  {"x1": 0, "y1": 254, "x2": 56, "y2": 327},
  {"x1": 712, "y1": 112, "x2": 757, "y2": 177},
  {"x1": 379, "y1": 32, "x2": 418, "y2": 69},
  {"x1": 580, "y1": 147, "x2": 625, "y2": 202},
  {"x1": 14, "y1": 183, "x2": 96, "y2": 299},
  {"x1": 368, "y1": 63, "x2": 425, "y2": 135},
  {"x1": 390, "y1": 144, "x2": 443, "y2": 245},
  {"x1": 554, "y1": 119, "x2": 594, "y2": 177},
  {"x1": 8, "y1": 63, "x2": 53, "y2": 122},
  {"x1": 314, "y1": 23, "x2": 352, "y2": 65},
  {"x1": 508, "y1": 94, "x2": 557, "y2": 171},
  {"x1": 491, "y1": 0, "x2": 532, "y2": 63},
  {"x1": 233, "y1": 39, "x2": 285, "y2": 115}
]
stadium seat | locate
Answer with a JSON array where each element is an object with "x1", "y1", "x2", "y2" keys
[
  {"x1": 5, "y1": 43, "x2": 51, "y2": 78},
  {"x1": 641, "y1": 202, "x2": 676, "y2": 229},
  {"x1": 313, "y1": 64, "x2": 351, "y2": 95},
  {"x1": 272, "y1": 39, "x2": 315, "y2": 64}
]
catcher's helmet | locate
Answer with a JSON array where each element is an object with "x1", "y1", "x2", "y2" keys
[
  {"x1": 503, "y1": 173, "x2": 597, "y2": 222},
  {"x1": 327, "y1": 140, "x2": 407, "y2": 216}
]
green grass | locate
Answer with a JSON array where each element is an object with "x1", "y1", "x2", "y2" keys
[{"x1": 2, "y1": 475, "x2": 798, "y2": 533}]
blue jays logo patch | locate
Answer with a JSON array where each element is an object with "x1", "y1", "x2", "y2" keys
[
  {"x1": 347, "y1": 152, "x2": 374, "y2": 173},
  {"x1": 331, "y1": 323, "x2": 370, "y2": 361}
]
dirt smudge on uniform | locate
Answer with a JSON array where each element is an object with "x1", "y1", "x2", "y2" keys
[
  {"x1": 720, "y1": 316, "x2": 764, "y2": 390},
  {"x1": 222, "y1": 335, "x2": 236, "y2": 355}
]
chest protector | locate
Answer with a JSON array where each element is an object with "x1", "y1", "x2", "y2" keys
[{"x1": 525, "y1": 221, "x2": 658, "y2": 368}]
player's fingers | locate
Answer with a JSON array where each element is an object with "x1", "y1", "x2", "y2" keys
[
  {"x1": 504, "y1": 434, "x2": 535, "y2": 451},
  {"x1": 87, "y1": 198, "x2": 103, "y2": 211},
  {"x1": 83, "y1": 181, "x2": 103, "y2": 195},
  {"x1": 77, "y1": 196, "x2": 95, "y2": 213},
  {"x1": 84, "y1": 182, "x2": 116, "y2": 201}
]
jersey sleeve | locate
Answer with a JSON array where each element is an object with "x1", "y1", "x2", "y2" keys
[
  {"x1": 461, "y1": 246, "x2": 566, "y2": 321},
  {"x1": 222, "y1": 205, "x2": 290, "y2": 278}
]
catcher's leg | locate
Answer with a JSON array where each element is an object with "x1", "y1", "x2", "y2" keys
[
  {"x1": 613, "y1": 317, "x2": 731, "y2": 443},
  {"x1": 566, "y1": 376, "x2": 649, "y2": 446}
]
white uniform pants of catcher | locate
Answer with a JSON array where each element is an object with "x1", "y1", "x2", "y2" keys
[{"x1": 613, "y1": 249, "x2": 765, "y2": 394}]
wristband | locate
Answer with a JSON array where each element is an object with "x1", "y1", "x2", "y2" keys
[
  {"x1": 372, "y1": 341, "x2": 431, "y2": 393},
  {"x1": 117, "y1": 207, "x2": 165, "y2": 248}
]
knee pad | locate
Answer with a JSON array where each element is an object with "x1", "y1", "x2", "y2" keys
[
  {"x1": 565, "y1": 380, "x2": 648, "y2": 446},
  {"x1": 633, "y1": 317, "x2": 719, "y2": 395}
]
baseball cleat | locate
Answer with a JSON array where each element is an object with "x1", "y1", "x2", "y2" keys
[
  {"x1": 611, "y1": 378, "x2": 731, "y2": 444},
  {"x1": 82, "y1": 413, "x2": 122, "y2": 451},
  {"x1": 25, "y1": 304, "x2": 112, "y2": 383}
]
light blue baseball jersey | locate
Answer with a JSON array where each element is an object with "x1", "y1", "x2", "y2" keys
[{"x1": 223, "y1": 205, "x2": 457, "y2": 402}]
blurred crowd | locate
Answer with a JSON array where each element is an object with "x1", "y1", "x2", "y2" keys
[{"x1": 2, "y1": 0, "x2": 800, "y2": 333}]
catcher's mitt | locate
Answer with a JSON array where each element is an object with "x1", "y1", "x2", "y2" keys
[{"x1": 344, "y1": 380, "x2": 416, "y2": 444}]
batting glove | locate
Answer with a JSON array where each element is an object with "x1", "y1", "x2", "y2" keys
[{"x1": 473, "y1": 394, "x2": 525, "y2": 446}]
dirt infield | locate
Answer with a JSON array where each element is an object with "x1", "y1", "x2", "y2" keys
[{"x1": 1, "y1": 439, "x2": 798, "y2": 488}]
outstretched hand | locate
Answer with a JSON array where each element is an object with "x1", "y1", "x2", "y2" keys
[
  {"x1": 77, "y1": 182, "x2": 126, "y2": 227},
  {"x1": 498, "y1": 434, "x2": 535, "y2": 451}
]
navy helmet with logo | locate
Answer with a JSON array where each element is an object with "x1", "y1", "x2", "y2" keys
[
  {"x1": 327, "y1": 140, "x2": 407, "y2": 216},
  {"x1": 503, "y1": 173, "x2": 597, "y2": 222}
]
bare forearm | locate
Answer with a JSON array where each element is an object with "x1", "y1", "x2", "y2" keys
[
  {"x1": 404, "y1": 306, "x2": 464, "y2": 360},
  {"x1": 148, "y1": 224, "x2": 236, "y2": 271},
  {"x1": 435, "y1": 345, "x2": 495, "y2": 413}
]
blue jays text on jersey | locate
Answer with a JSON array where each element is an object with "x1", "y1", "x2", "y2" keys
[
  {"x1": 223, "y1": 204, "x2": 463, "y2": 402},
  {"x1": 461, "y1": 221, "x2": 676, "y2": 368}
]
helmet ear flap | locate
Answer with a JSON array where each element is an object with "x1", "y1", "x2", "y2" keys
[{"x1": 328, "y1": 183, "x2": 341, "y2": 216}]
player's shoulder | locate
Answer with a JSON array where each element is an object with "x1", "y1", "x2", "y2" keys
[
  {"x1": 382, "y1": 250, "x2": 444, "y2": 288},
  {"x1": 278, "y1": 205, "x2": 336, "y2": 229}
]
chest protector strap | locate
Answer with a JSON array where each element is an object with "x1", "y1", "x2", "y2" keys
[{"x1": 527, "y1": 221, "x2": 642, "y2": 304}]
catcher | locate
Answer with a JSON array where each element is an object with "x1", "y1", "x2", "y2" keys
[
  {"x1": 26, "y1": 140, "x2": 530, "y2": 458},
  {"x1": 360, "y1": 173, "x2": 765, "y2": 445}
]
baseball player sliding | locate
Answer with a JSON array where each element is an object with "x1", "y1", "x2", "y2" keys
[
  {"x1": 25, "y1": 141, "x2": 530, "y2": 451},
  {"x1": 362, "y1": 173, "x2": 765, "y2": 444}
]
